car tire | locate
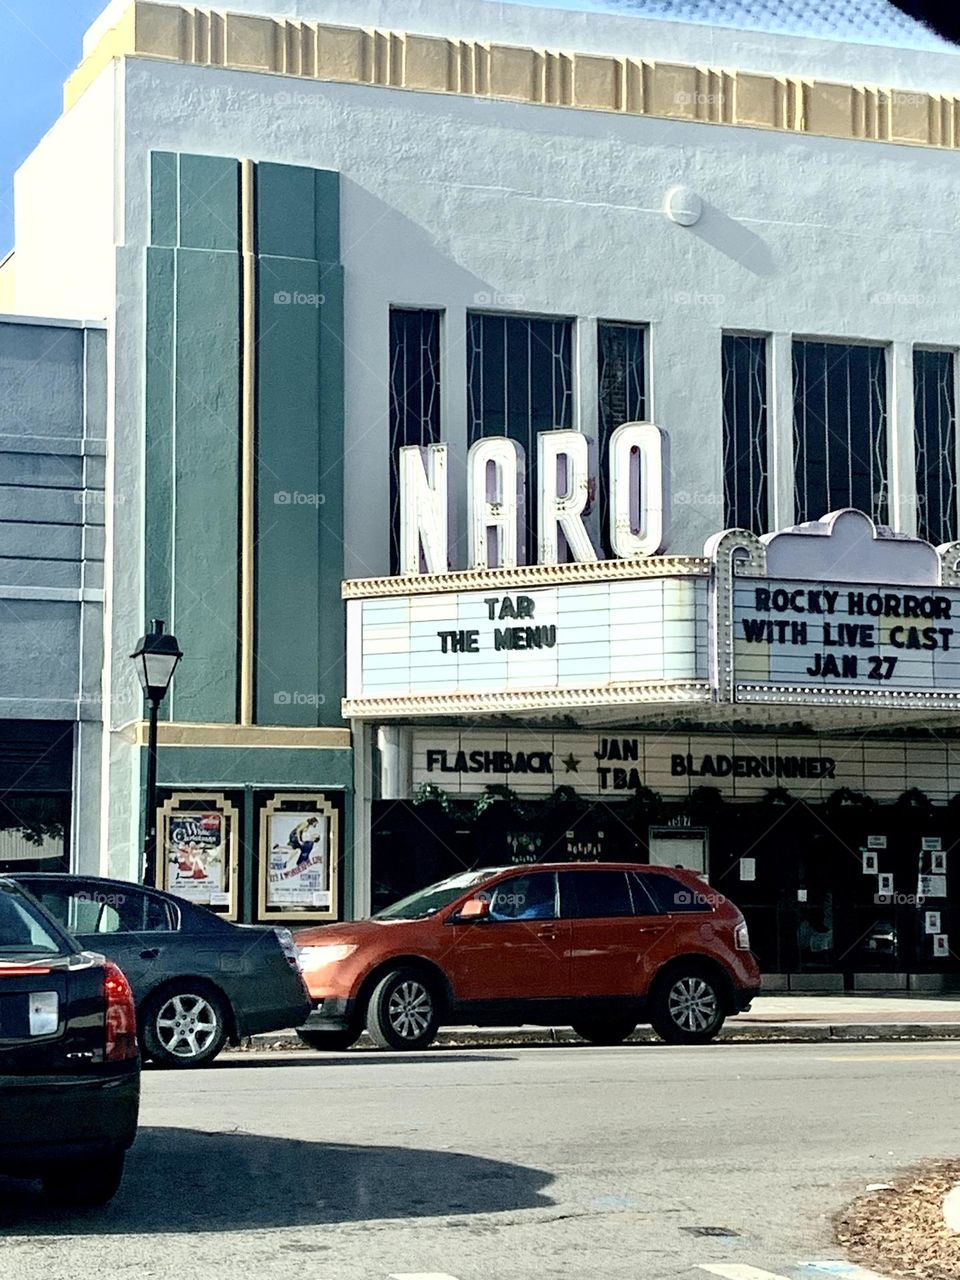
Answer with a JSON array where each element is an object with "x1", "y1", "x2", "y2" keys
[
  {"x1": 296, "y1": 1027, "x2": 361, "y2": 1052},
  {"x1": 43, "y1": 1152, "x2": 125, "y2": 1207},
  {"x1": 648, "y1": 966, "x2": 726, "y2": 1045},
  {"x1": 142, "y1": 984, "x2": 229, "y2": 1068},
  {"x1": 364, "y1": 967, "x2": 440, "y2": 1051},
  {"x1": 571, "y1": 1016, "x2": 638, "y2": 1046}
]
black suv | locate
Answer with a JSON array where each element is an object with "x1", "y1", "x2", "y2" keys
[{"x1": 0, "y1": 877, "x2": 140, "y2": 1206}]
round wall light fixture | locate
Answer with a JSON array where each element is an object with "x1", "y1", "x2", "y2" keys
[{"x1": 663, "y1": 185, "x2": 702, "y2": 226}]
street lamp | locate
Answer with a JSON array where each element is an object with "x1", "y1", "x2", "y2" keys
[{"x1": 131, "y1": 619, "x2": 182, "y2": 885}]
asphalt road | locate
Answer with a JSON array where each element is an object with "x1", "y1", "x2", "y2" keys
[{"x1": 3, "y1": 1042, "x2": 959, "y2": 1280}]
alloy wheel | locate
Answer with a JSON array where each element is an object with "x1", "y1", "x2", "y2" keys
[
  {"x1": 387, "y1": 979, "x2": 433, "y2": 1041},
  {"x1": 667, "y1": 976, "x2": 719, "y2": 1033},
  {"x1": 155, "y1": 992, "x2": 220, "y2": 1060}
]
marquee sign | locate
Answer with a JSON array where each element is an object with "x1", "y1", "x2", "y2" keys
[
  {"x1": 344, "y1": 508, "x2": 960, "y2": 718},
  {"x1": 347, "y1": 574, "x2": 709, "y2": 709},
  {"x1": 410, "y1": 730, "x2": 960, "y2": 803}
]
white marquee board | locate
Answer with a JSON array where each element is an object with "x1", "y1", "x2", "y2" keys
[{"x1": 348, "y1": 578, "x2": 709, "y2": 701}]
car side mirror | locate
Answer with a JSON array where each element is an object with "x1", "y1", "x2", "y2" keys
[{"x1": 455, "y1": 895, "x2": 491, "y2": 922}]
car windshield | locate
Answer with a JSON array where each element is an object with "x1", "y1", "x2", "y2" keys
[
  {"x1": 0, "y1": 883, "x2": 66, "y2": 957},
  {"x1": 373, "y1": 869, "x2": 508, "y2": 921}
]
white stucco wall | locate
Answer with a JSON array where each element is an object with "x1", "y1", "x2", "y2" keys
[
  {"x1": 10, "y1": 65, "x2": 119, "y2": 322},
  {"x1": 112, "y1": 46, "x2": 960, "y2": 574}
]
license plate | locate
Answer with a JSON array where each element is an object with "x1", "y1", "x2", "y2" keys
[{"x1": 29, "y1": 991, "x2": 58, "y2": 1036}]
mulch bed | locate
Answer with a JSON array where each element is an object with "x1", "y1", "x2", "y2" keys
[{"x1": 836, "y1": 1159, "x2": 960, "y2": 1279}]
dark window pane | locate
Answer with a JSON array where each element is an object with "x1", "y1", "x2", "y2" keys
[
  {"x1": 560, "y1": 870, "x2": 634, "y2": 918},
  {"x1": 793, "y1": 341, "x2": 888, "y2": 525},
  {"x1": 467, "y1": 313, "x2": 574, "y2": 558},
  {"x1": 598, "y1": 322, "x2": 647, "y2": 556},
  {"x1": 915, "y1": 348, "x2": 957, "y2": 545},
  {"x1": 389, "y1": 309, "x2": 442, "y2": 573},
  {"x1": 722, "y1": 334, "x2": 768, "y2": 533},
  {"x1": 487, "y1": 872, "x2": 557, "y2": 921},
  {"x1": 637, "y1": 871, "x2": 711, "y2": 914}
]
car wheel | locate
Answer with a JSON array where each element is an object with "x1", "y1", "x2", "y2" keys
[
  {"x1": 571, "y1": 1016, "x2": 637, "y2": 1046},
  {"x1": 142, "y1": 985, "x2": 229, "y2": 1067},
  {"x1": 296, "y1": 1027, "x2": 361, "y2": 1052},
  {"x1": 648, "y1": 967, "x2": 726, "y2": 1044},
  {"x1": 43, "y1": 1152, "x2": 125, "y2": 1207},
  {"x1": 365, "y1": 968, "x2": 440, "y2": 1050}
]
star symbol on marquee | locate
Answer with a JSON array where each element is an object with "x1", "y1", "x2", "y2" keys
[{"x1": 561, "y1": 754, "x2": 580, "y2": 773}]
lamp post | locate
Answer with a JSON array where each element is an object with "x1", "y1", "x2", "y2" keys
[{"x1": 131, "y1": 619, "x2": 182, "y2": 885}]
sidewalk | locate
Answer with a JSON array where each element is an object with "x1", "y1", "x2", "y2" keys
[{"x1": 244, "y1": 994, "x2": 960, "y2": 1051}]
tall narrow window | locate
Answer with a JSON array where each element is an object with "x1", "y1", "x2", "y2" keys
[
  {"x1": 793, "y1": 340, "x2": 888, "y2": 525},
  {"x1": 722, "y1": 334, "x2": 768, "y2": 533},
  {"x1": 915, "y1": 348, "x2": 957, "y2": 546},
  {"x1": 389, "y1": 308, "x2": 442, "y2": 573},
  {"x1": 598, "y1": 321, "x2": 647, "y2": 556},
  {"x1": 467, "y1": 313, "x2": 574, "y2": 555}
]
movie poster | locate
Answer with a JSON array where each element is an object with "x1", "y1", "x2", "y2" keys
[
  {"x1": 259, "y1": 795, "x2": 339, "y2": 920},
  {"x1": 158, "y1": 795, "x2": 237, "y2": 913}
]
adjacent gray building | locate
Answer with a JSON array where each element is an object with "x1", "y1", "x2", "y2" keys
[{"x1": 0, "y1": 316, "x2": 106, "y2": 874}]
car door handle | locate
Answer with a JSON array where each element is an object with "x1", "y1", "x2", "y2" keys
[
  {"x1": 140, "y1": 948, "x2": 161, "y2": 959},
  {"x1": 535, "y1": 928, "x2": 558, "y2": 941}
]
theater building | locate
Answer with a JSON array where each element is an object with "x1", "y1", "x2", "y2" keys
[{"x1": 4, "y1": 0, "x2": 960, "y2": 972}]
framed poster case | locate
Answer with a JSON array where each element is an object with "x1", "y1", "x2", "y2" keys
[
  {"x1": 258, "y1": 793, "x2": 341, "y2": 922},
  {"x1": 157, "y1": 792, "x2": 240, "y2": 919}
]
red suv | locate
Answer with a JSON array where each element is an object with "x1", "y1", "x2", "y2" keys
[{"x1": 294, "y1": 863, "x2": 760, "y2": 1051}]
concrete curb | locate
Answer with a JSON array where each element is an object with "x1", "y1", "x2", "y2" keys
[{"x1": 240, "y1": 1023, "x2": 960, "y2": 1052}]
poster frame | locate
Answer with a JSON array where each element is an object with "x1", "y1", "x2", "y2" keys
[
  {"x1": 257, "y1": 792, "x2": 341, "y2": 923},
  {"x1": 156, "y1": 791, "x2": 240, "y2": 919}
]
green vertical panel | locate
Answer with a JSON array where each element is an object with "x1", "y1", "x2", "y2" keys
[
  {"x1": 255, "y1": 164, "x2": 343, "y2": 728},
  {"x1": 255, "y1": 256, "x2": 322, "y2": 725},
  {"x1": 179, "y1": 154, "x2": 240, "y2": 252},
  {"x1": 171, "y1": 245, "x2": 241, "y2": 722},
  {"x1": 144, "y1": 246, "x2": 175, "y2": 652},
  {"x1": 316, "y1": 264, "x2": 345, "y2": 727},
  {"x1": 150, "y1": 152, "x2": 178, "y2": 248}
]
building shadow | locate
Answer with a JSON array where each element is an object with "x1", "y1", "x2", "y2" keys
[{"x1": 0, "y1": 1127, "x2": 554, "y2": 1234}]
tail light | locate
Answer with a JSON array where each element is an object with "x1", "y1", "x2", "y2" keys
[
  {"x1": 734, "y1": 921, "x2": 751, "y2": 952},
  {"x1": 273, "y1": 927, "x2": 301, "y2": 971},
  {"x1": 103, "y1": 962, "x2": 138, "y2": 1062}
]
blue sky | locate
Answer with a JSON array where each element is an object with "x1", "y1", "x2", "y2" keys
[
  {"x1": 0, "y1": 0, "x2": 106, "y2": 256},
  {"x1": 0, "y1": 0, "x2": 946, "y2": 258}
]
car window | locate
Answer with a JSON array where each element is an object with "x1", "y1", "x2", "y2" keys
[
  {"x1": 635, "y1": 871, "x2": 711, "y2": 914},
  {"x1": 26, "y1": 882, "x2": 176, "y2": 934},
  {"x1": 487, "y1": 872, "x2": 557, "y2": 921},
  {"x1": 0, "y1": 885, "x2": 65, "y2": 955},
  {"x1": 560, "y1": 870, "x2": 634, "y2": 919}
]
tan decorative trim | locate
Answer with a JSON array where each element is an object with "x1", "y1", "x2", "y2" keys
[
  {"x1": 120, "y1": 720, "x2": 351, "y2": 748},
  {"x1": 343, "y1": 679, "x2": 713, "y2": 719},
  {"x1": 66, "y1": 1, "x2": 960, "y2": 151},
  {"x1": 239, "y1": 157, "x2": 256, "y2": 726},
  {"x1": 343, "y1": 556, "x2": 710, "y2": 598}
]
